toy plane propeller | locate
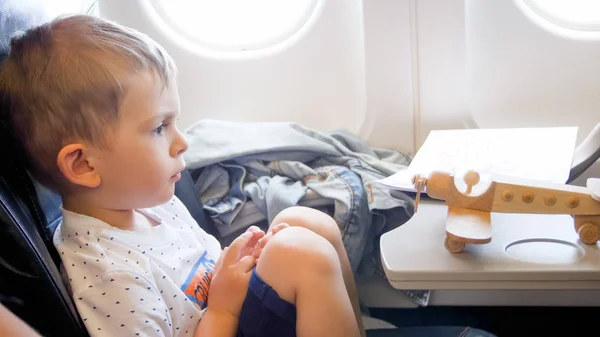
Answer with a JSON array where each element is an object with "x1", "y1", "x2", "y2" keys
[{"x1": 412, "y1": 170, "x2": 600, "y2": 253}]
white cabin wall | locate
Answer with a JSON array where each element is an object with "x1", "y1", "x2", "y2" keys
[
  {"x1": 99, "y1": 0, "x2": 369, "y2": 144},
  {"x1": 97, "y1": 0, "x2": 599, "y2": 179},
  {"x1": 465, "y1": 0, "x2": 600, "y2": 145},
  {"x1": 354, "y1": 0, "x2": 470, "y2": 153},
  {"x1": 360, "y1": 0, "x2": 415, "y2": 153},
  {"x1": 415, "y1": 0, "x2": 470, "y2": 148}
]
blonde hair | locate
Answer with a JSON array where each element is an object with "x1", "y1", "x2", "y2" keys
[{"x1": 0, "y1": 14, "x2": 176, "y2": 191}]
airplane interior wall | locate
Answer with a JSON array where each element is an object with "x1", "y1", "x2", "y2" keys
[
  {"x1": 97, "y1": 0, "x2": 600, "y2": 183},
  {"x1": 99, "y1": 0, "x2": 376, "y2": 148}
]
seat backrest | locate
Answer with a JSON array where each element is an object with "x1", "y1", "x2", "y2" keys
[
  {"x1": 0, "y1": 166, "x2": 217, "y2": 337},
  {"x1": 0, "y1": 172, "x2": 89, "y2": 337}
]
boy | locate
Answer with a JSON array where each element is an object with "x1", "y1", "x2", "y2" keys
[{"x1": 0, "y1": 14, "x2": 365, "y2": 337}]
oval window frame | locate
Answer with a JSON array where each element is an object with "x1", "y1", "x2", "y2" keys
[
  {"x1": 523, "y1": 0, "x2": 600, "y2": 32},
  {"x1": 516, "y1": 0, "x2": 600, "y2": 40},
  {"x1": 147, "y1": 0, "x2": 322, "y2": 53}
]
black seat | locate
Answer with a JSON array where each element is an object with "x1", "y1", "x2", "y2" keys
[{"x1": 0, "y1": 170, "x2": 88, "y2": 336}]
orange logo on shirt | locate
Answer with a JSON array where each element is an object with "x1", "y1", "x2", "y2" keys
[{"x1": 181, "y1": 251, "x2": 215, "y2": 309}]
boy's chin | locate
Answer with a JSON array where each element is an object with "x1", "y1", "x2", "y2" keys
[
  {"x1": 154, "y1": 189, "x2": 176, "y2": 206},
  {"x1": 114, "y1": 190, "x2": 176, "y2": 210}
]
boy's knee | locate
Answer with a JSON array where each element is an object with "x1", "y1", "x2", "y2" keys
[
  {"x1": 272, "y1": 206, "x2": 342, "y2": 247},
  {"x1": 256, "y1": 227, "x2": 342, "y2": 304},
  {"x1": 259, "y1": 226, "x2": 340, "y2": 277}
]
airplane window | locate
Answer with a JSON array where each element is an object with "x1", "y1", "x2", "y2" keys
[
  {"x1": 150, "y1": 0, "x2": 319, "y2": 51},
  {"x1": 523, "y1": 0, "x2": 600, "y2": 31}
]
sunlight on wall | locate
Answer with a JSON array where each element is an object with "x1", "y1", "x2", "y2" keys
[
  {"x1": 524, "y1": 0, "x2": 600, "y2": 31},
  {"x1": 518, "y1": 0, "x2": 600, "y2": 39},
  {"x1": 150, "y1": 0, "x2": 318, "y2": 51}
]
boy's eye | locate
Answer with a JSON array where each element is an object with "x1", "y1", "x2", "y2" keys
[{"x1": 153, "y1": 123, "x2": 169, "y2": 136}]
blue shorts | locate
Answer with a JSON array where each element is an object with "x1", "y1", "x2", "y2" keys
[{"x1": 236, "y1": 268, "x2": 297, "y2": 337}]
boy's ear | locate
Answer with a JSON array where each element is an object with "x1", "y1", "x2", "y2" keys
[{"x1": 56, "y1": 144, "x2": 101, "y2": 188}]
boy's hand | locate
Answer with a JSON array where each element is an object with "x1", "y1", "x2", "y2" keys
[
  {"x1": 252, "y1": 223, "x2": 290, "y2": 259},
  {"x1": 236, "y1": 226, "x2": 264, "y2": 261},
  {"x1": 208, "y1": 231, "x2": 256, "y2": 319}
]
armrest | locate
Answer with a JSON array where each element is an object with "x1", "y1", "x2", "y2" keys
[{"x1": 568, "y1": 122, "x2": 600, "y2": 183}]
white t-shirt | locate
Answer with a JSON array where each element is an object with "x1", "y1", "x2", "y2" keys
[{"x1": 53, "y1": 196, "x2": 222, "y2": 337}]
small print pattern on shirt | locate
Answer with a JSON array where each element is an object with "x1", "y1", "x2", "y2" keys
[{"x1": 54, "y1": 197, "x2": 222, "y2": 337}]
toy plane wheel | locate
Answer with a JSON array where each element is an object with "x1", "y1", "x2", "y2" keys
[
  {"x1": 578, "y1": 223, "x2": 599, "y2": 245},
  {"x1": 444, "y1": 235, "x2": 466, "y2": 253},
  {"x1": 574, "y1": 215, "x2": 600, "y2": 245},
  {"x1": 588, "y1": 178, "x2": 600, "y2": 202}
]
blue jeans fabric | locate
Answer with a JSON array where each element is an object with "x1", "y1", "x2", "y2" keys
[{"x1": 237, "y1": 268, "x2": 296, "y2": 337}]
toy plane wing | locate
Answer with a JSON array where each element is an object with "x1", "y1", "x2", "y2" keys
[{"x1": 445, "y1": 206, "x2": 492, "y2": 244}]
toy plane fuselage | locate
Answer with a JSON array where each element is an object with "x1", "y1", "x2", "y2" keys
[{"x1": 413, "y1": 171, "x2": 600, "y2": 253}]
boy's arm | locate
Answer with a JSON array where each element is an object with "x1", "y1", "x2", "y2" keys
[
  {"x1": 73, "y1": 271, "x2": 172, "y2": 337},
  {"x1": 0, "y1": 303, "x2": 42, "y2": 337},
  {"x1": 194, "y1": 309, "x2": 238, "y2": 337}
]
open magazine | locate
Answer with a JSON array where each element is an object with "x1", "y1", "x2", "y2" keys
[{"x1": 378, "y1": 127, "x2": 578, "y2": 192}]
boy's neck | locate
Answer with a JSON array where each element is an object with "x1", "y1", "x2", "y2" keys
[{"x1": 62, "y1": 195, "x2": 156, "y2": 231}]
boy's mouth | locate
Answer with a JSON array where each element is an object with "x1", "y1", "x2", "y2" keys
[{"x1": 170, "y1": 170, "x2": 183, "y2": 182}]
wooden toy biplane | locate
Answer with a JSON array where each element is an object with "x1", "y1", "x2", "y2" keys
[{"x1": 411, "y1": 170, "x2": 600, "y2": 253}]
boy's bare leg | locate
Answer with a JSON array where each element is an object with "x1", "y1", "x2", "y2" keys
[
  {"x1": 269, "y1": 206, "x2": 366, "y2": 337},
  {"x1": 256, "y1": 226, "x2": 361, "y2": 337}
]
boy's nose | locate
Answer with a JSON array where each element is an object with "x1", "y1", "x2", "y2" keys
[{"x1": 172, "y1": 129, "x2": 189, "y2": 157}]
